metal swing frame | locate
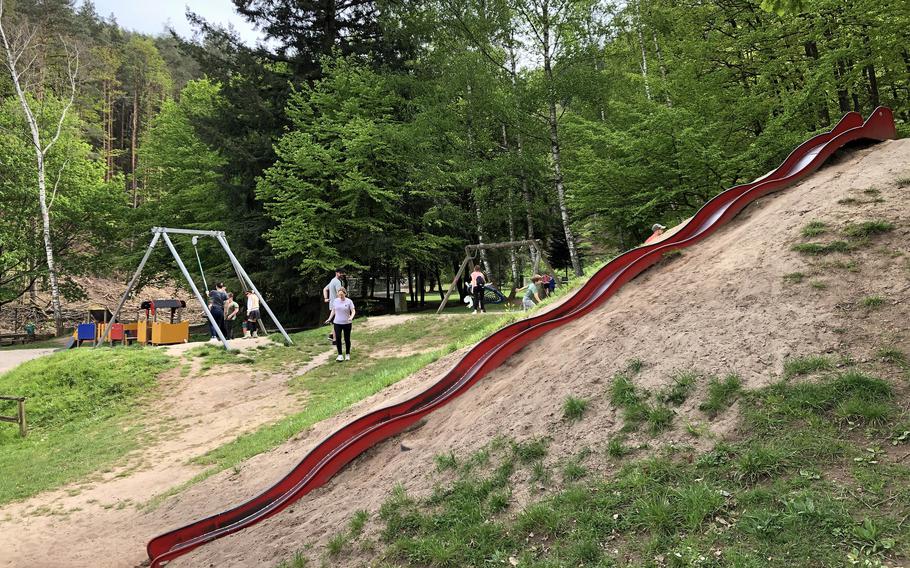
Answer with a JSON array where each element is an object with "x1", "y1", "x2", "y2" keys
[{"x1": 97, "y1": 227, "x2": 292, "y2": 350}]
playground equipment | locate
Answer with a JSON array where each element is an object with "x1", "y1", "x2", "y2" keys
[
  {"x1": 437, "y1": 240, "x2": 558, "y2": 313},
  {"x1": 135, "y1": 300, "x2": 189, "y2": 346},
  {"x1": 463, "y1": 285, "x2": 509, "y2": 309},
  {"x1": 99, "y1": 228, "x2": 292, "y2": 350},
  {"x1": 146, "y1": 108, "x2": 896, "y2": 567},
  {"x1": 66, "y1": 306, "x2": 114, "y2": 348}
]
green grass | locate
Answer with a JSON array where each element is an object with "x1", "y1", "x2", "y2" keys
[
  {"x1": 876, "y1": 346, "x2": 908, "y2": 367},
  {"x1": 562, "y1": 396, "x2": 588, "y2": 421},
  {"x1": 792, "y1": 240, "x2": 851, "y2": 255},
  {"x1": 843, "y1": 220, "x2": 895, "y2": 239},
  {"x1": 801, "y1": 220, "x2": 828, "y2": 237},
  {"x1": 783, "y1": 354, "x2": 833, "y2": 377},
  {"x1": 699, "y1": 374, "x2": 742, "y2": 418},
  {"x1": 862, "y1": 295, "x2": 886, "y2": 309},
  {"x1": 349, "y1": 367, "x2": 910, "y2": 568},
  {"x1": 647, "y1": 405, "x2": 675, "y2": 434},
  {"x1": 838, "y1": 197, "x2": 860, "y2": 205},
  {"x1": 0, "y1": 348, "x2": 174, "y2": 504},
  {"x1": 895, "y1": 176, "x2": 910, "y2": 188},
  {"x1": 783, "y1": 271, "x2": 806, "y2": 283},
  {"x1": 606, "y1": 436, "x2": 629, "y2": 459},
  {"x1": 657, "y1": 370, "x2": 697, "y2": 406},
  {"x1": 810, "y1": 280, "x2": 828, "y2": 290}
]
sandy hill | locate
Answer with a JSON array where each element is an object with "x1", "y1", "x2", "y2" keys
[{"x1": 158, "y1": 138, "x2": 910, "y2": 567}]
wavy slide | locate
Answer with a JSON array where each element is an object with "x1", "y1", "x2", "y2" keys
[{"x1": 147, "y1": 108, "x2": 896, "y2": 566}]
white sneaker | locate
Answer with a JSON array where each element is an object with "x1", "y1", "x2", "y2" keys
[
  {"x1": 208, "y1": 337, "x2": 218, "y2": 343},
  {"x1": 336, "y1": 355, "x2": 344, "y2": 362},
  {"x1": 471, "y1": 310, "x2": 477, "y2": 315},
  {"x1": 344, "y1": 354, "x2": 350, "y2": 361},
  {"x1": 252, "y1": 331, "x2": 258, "y2": 338}
]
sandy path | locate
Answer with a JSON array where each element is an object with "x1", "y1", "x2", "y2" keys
[{"x1": 0, "y1": 349, "x2": 59, "y2": 376}]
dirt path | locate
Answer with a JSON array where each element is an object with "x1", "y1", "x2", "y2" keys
[{"x1": 0, "y1": 348, "x2": 58, "y2": 376}]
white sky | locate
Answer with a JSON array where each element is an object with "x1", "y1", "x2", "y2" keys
[{"x1": 86, "y1": 0, "x2": 262, "y2": 45}]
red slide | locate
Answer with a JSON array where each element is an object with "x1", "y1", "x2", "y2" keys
[{"x1": 147, "y1": 108, "x2": 896, "y2": 566}]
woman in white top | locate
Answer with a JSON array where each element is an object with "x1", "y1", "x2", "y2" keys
[
  {"x1": 325, "y1": 287, "x2": 356, "y2": 361},
  {"x1": 245, "y1": 290, "x2": 261, "y2": 338}
]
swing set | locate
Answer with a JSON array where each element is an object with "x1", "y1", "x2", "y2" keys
[
  {"x1": 98, "y1": 227, "x2": 292, "y2": 350},
  {"x1": 436, "y1": 240, "x2": 558, "y2": 314}
]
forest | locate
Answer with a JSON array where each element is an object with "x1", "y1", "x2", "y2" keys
[{"x1": 0, "y1": 0, "x2": 907, "y2": 330}]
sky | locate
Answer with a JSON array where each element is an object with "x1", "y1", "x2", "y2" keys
[{"x1": 87, "y1": 0, "x2": 262, "y2": 45}]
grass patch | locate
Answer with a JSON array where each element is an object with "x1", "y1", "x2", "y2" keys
[
  {"x1": 876, "y1": 346, "x2": 908, "y2": 367},
  {"x1": 895, "y1": 176, "x2": 910, "y2": 188},
  {"x1": 792, "y1": 241, "x2": 850, "y2": 255},
  {"x1": 0, "y1": 348, "x2": 174, "y2": 504},
  {"x1": 607, "y1": 436, "x2": 629, "y2": 459},
  {"x1": 699, "y1": 374, "x2": 742, "y2": 418},
  {"x1": 801, "y1": 220, "x2": 828, "y2": 237},
  {"x1": 843, "y1": 220, "x2": 895, "y2": 239},
  {"x1": 783, "y1": 355, "x2": 832, "y2": 377},
  {"x1": 838, "y1": 197, "x2": 860, "y2": 205},
  {"x1": 783, "y1": 271, "x2": 805, "y2": 284},
  {"x1": 862, "y1": 295, "x2": 886, "y2": 309},
  {"x1": 562, "y1": 396, "x2": 588, "y2": 421},
  {"x1": 810, "y1": 280, "x2": 828, "y2": 290},
  {"x1": 657, "y1": 370, "x2": 697, "y2": 406},
  {"x1": 647, "y1": 405, "x2": 675, "y2": 434}
]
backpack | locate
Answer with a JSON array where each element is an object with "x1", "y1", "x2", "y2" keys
[{"x1": 475, "y1": 274, "x2": 485, "y2": 289}]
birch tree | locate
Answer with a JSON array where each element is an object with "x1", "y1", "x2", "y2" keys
[
  {"x1": 513, "y1": 0, "x2": 587, "y2": 276},
  {"x1": 0, "y1": 0, "x2": 78, "y2": 335}
]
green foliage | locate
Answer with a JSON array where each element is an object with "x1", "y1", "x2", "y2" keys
[{"x1": 783, "y1": 271, "x2": 806, "y2": 283}]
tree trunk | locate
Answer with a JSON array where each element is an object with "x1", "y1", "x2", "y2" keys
[
  {"x1": 501, "y1": 124, "x2": 521, "y2": 289},
  {"x1": 131, "y1": 89, "x2": 139, "y2": 208},
  {"x1": 636, "y1": 1, "x2": 651, "y2": 101},
  {"x1": 652, "y1": 31, "x2": 671, "y2": 107},
  {"x1": 36, "y1": 160, "x2": 63, "y2": 334},
  {"x1": 542, "y1": 31, "x2": 582, "y2": 277}
]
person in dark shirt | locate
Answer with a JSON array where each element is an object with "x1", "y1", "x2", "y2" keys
[{"x1": 208, "y1": 282, "x2": 229, "y2": 342}]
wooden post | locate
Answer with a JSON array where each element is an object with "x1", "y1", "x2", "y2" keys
[
  {"x1": 18, "y1": 399, "x2": 26, "y2": 437},
  {"x1": 436, "y1": 253, "x2": 472, "y2": 314}
]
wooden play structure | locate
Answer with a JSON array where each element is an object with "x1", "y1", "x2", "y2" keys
[{"x1": 437, "y1": 240, "x2": 558, "y2": 314}]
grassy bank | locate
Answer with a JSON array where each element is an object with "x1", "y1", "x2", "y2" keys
[
  {"x1": 0, "y1": 348, "x2": 174, "y2": 504},
  {"x1": 308, "y1": 360, "x2": 910, "y2": 568}
]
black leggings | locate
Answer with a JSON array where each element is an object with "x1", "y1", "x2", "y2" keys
[
  {"x1": 210, "y1": 307, "x2": 226, "y2": 339},
  {"x1": 333, "y1": 323, "x2": 352, "y2": 354},
  {"x1": 473, "y1": 286, "x2": 485, "y2": 312}
]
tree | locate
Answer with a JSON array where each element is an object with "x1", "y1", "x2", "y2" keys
[{"x1": 0, "y1": 0, "x2": 79, "y2": 334}]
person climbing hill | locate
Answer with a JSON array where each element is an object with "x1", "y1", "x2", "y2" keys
[{"x1": 325, "y1": 287, "x2": 355, "y2": 361}]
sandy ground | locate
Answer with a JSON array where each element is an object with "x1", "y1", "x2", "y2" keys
[
  {"x1": 1, "y1": 139, "x2": 908, "y2": 568},
  {"x1": 0, "y1": 349, "x2": 58, "y2": 376}
]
